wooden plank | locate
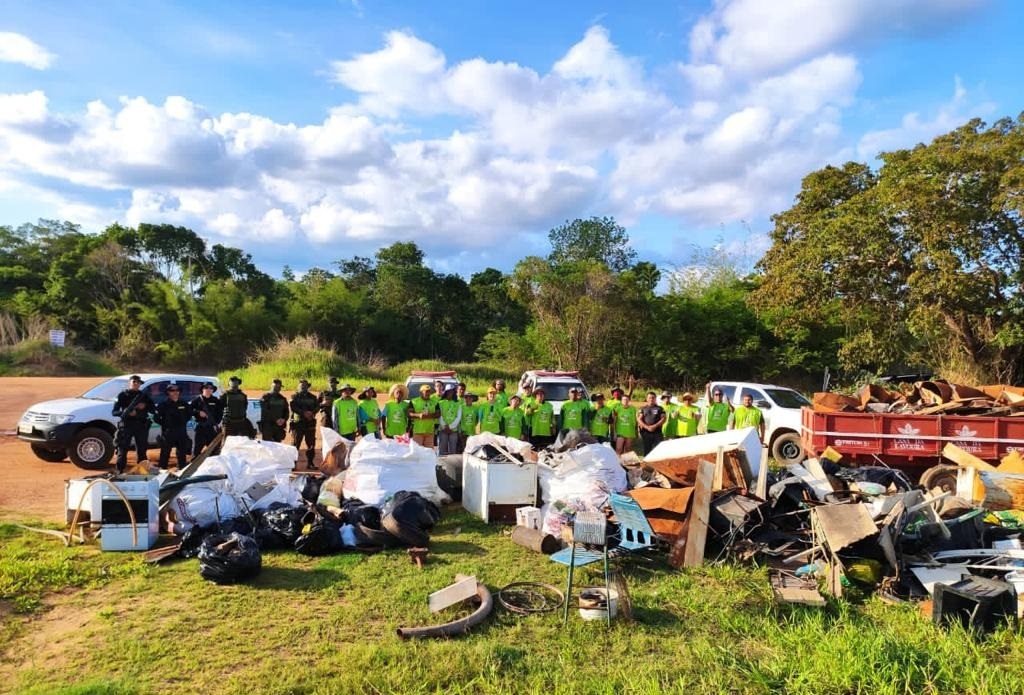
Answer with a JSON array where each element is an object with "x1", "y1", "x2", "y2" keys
[
  {"x1": 428, "y1": 576, "x2": 478, "y2": 613},
  {"x1": 803, "y1": 457, "x2": 829, "y2": 481},
  {"x1": 942, "y1": 442, "x2": 997, "y2": 472},
  {"x1": 755, "y1": 445, "x2": 769, "y2": 499},
  {"x1": 678, "y1": 460, "x2": 714, "y2": 568},
  {"x1": 712, "y1": 446, "x2": 725, "y2": 491}
]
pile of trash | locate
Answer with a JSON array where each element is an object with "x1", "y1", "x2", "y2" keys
[
  {"x1": 813, "y1": 379, "x2": 1024, "y2": 416},
  {"x1": 165, "y1": 435, "x2": 445, "y2": 584}
]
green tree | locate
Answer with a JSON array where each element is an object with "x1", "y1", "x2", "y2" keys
[{"x1": 548, "y1": 216, "x2": 637, "y2": 272}]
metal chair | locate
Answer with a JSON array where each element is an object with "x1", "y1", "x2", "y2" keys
[{"x1": 550, "y1": 493, "x2": 657, "y2": 625}]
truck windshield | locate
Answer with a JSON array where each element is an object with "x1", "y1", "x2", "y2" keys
[
  {"x1": 537, "y1": 383, "x2": 585, "y2": 401},
  {"x1": 765, "y1": 388, "x2": 811, "y2": 408},
  {"x1": 82, "y1": 377, "x2": 130, "y2": 401}
]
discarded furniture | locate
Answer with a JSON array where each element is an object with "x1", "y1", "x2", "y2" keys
[
  {"x1": 463, "y1": 449, "x2": 538, "y2": 523},
  {"x1": 933, "y1": 576, "x2": 1018, "y2": 633}
]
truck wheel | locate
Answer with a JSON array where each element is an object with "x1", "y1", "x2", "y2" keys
[
  {"x1": 30, "y1": 444, "x2": 67, "y2": 463},
  {"x1": 771, "y1": 432, "x2": 805, "y2": 466},
  {"x1": 919, "y1": 464, "x2": 959, "y2": 494},
  {"x1": 69, "y1": 428, "x2": 115, "y2": 469}
]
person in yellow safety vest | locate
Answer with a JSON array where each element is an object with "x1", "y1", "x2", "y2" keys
[
  {"x1": 731, "y1": 393, "x2": 765, "y2": 442},
  {"x1": 357, "y1": 385, "x2": 381, "y2": 439},
  {"x1": 437, "y1": 386, "x2": 463, "y2": 455},
  {"x1": 493, "y1": 379, "x2": 510, "y2": 409},
  {"x1": 458, "y1": 392, "x2": 478, "y2": 452},
  {"x1": 660, "y1": 392, "x2": 679, "y2": 439},
  {"x1": 430, "y1": 379, "x2": 446, "y2": 407},
  {"x1": 381, "y1": 384, "x2": 410, "y2": 438},
  {"x1": 614, "y1": 393, "x2": 638, "y2": 456},
  {"x1": 703, "y1": 384, "x2": 733, "y2": 433},
  {"x1": 332, "y1": 383, "x2": 359, "y2": 439},
  {"x1": 408, "y1": 384, "x2": 439, "y2": 448},
  {"x1": 526, "y1": 387, "x2": 555, "y2": 448},
  {"x1": 502, "y1": 395, "x2": 527, "y2": 440},
  {"x1": 675, "y1": 392, "x2": 701, "y2": 437},
  {"x1": 520, "y1": 383, "x2": 536, "y2": 438},
  {"x1": 478, "y1": 388, "x2": 503, "y2": 434}
]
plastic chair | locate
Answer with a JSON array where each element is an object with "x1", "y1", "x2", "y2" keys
[{"x1": 550, "y1": 494, "x2": 657, "y2": 625}]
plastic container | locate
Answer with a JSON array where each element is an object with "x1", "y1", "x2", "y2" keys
[{"x1": 578, "y1": 587, "x2": 619, "y2": 621}]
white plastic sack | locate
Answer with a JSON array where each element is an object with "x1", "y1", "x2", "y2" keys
[
  {"x1": 342, "y1": 436, "x2": 450, "y2": 507},
  {"x1": 249, "y1": 474, "x2": 305, "y2": 511},
  {"x1": 465, "y1": 432, "x2": 535, "y2": 457},
  {"x1": 173, "y1": 486, "x2": 240, "y2": 529},
  {"x1": 539, "y1": 444, "x2": 627, "y2": 536}
]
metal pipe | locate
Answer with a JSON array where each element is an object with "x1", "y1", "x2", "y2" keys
[{"x1": 396, "y1": 583, "x2": 493, "y2": 639}]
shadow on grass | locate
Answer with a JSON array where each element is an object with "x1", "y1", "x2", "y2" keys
[
  {"x1": 251, "y1": 564, "x2": 347, "y2": 590},
  {"x1": 429, "y1": 539, "x2": 488, "y2": 555}
]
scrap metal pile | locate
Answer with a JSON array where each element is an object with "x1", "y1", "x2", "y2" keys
[{"x1": 813, "y1": 380, "x2": 1024, "y2": 417}]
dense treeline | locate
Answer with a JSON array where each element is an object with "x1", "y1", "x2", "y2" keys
[{"x1": 2, "y1": 116, "x2": 1021, "y2": 386}]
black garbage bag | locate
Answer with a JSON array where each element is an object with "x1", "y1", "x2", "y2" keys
[
  {"x1": 294, "y1": 513, "x2": 344, "y2": 556},
  {"x1": 178, "y1": 516, "x2": 252, "y2": 558},
  {"x1": 341, "y1": 497, "x2": 382, "y2": 529},
  {"x1": 299, "y1": 476, "x2": 324, "y2": 504},
  {"x1": 197, "y1": 532, "x2": 262, "y2": 584},
  {"x1": 263, "y1": 503, "x2": 308, "y2": 546},
  {"x1": 384, "y1": 491, "x2": 440, "y2": 530},
  {"x1": 247, "y1": 508, "x2": 286, "y2": 550}
]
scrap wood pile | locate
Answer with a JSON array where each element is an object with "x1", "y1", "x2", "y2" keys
[
  {"x1": 163, "y1": 433, "x2": 450, "y2": 584},
  {"x1": 813, "y1": 380, "x2": 1024, "y2": 416}
]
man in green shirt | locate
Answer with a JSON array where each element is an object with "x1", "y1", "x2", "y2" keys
[
  {"x1": 660, "y1": 392, "x2": 679, "y2": 439},
  {"x1": 459, "y1": 392, "x2": 478, "y2": 451},
  {"x1": 527, "y1": 388, "x2": 555, "y2": 448},
  {"x1": 676, "y1": 392, "x2": 701, "y2": 437},
  {"x1": 559, "y1": 387, "x2": 589, "y2": 434},
  {"x1": 588, "y1": 393, "x2": 614, "y2": 443},
  {"x1": 332, "y1": 384, "x2": 359, "y2": 439},
  {"x1": 502, "y1": 395, "x2": 527, "y2": 440},
  {"x1": 703, "y1": 386, "x2": 733, "y2": 433},
  {"x1": 357, "y1": 386, "x2": 381, "y2": 439},
  {"x1": 437, "y1": 386, "x2": 463, "y2": 455},
  {"x1": 731, "y1": 393, "x2": 765, "y2": 442},
  {"x1": 409, "y1": 384, "x2": 439, "y2": 449},
  {"x1": 478, "y1": 388, "x2": 503, "y2": 434},
  {"x1": 382, "y1": 384, "x2": 410, "y2": 438},
  {"x1": 613, "y1": 393, "x2": 638, "y2": 456}
]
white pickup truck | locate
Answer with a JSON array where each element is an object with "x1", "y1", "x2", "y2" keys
[
  {"x1": 702, "y1": 381, "x2": 811, "y2": 465},
  {"x1": 517, "y1": 370, "x2": 590, "y2": 415},
  {"x1": 16, "y1": 373, "x2": 260, "y2": 469}
]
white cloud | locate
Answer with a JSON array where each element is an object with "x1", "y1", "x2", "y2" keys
[
  {"x1": 856, "y1": 78, "x2": 996, "y2": 159},
  {"x1": 0, "y1": 32, "x2": 55, "y2": 69}
]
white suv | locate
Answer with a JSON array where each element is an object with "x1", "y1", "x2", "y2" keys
[
  {"x1": 16, "y1": 374, "x2": 260, "y2": 469},
  {"x1": 517, "y1": 370, "x2": 589, "y2": 415},
  {"x1": 700, "y1": 381, "x2": 810, "y2": 465}
]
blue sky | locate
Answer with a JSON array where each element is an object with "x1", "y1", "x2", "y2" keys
[{"x1": 1, "y1": 0, "x2": 1020, "y2": 278}]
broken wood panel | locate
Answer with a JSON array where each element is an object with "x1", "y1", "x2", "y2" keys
[
  {"x1": 428, "y1": 576, "x2": 478, "y2": 613},
  {"x1": 942, "y1": 443, "x2": 997, "y2": 472},
  {"x1": 771, "y1": 571, "x2": 825, "y2": 606},
  {"x1": 679, "y1": 460, "x2": 714, "y2": 568},
  {"x1": 812, "y1": 503, "x2": 877, "y2": 552}
]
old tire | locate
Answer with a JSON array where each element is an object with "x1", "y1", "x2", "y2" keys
[
  {"x1": 382, "y1": 515, "x2": 430, "y2": 548},
  {"x1": 919, "y1": 464, "x2": 959, "y2": 494},
  {"x1": 30, "y1": 444, "x2": 67, "y2": 463},
  {"x1": 69, "y1": 428, "x2": 115, "y2": 469},
  {"x1": 771, "y1": 432, "x2": 805, "y2": 466}
]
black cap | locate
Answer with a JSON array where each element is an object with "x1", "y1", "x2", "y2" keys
[
  {"x1": 229, "y1": 375, "x2": 241, "y2": 383},
  {"x1": 329, "y1": 376, "x2": 339, "y2": 384},
  {"x1": 272, "y1": 378, "x2": 282, "y2": 385},
  {"x1": 202, "y1": 382, "x2": 215, "y2": 389},
  {"x1": 166, "y1": 384, "x2": 180, "y2": 392},
  {"x1": 298, "y1": 378, "x2": 310, "y2": 385},
  {"x1": 129, "y1": 375, "x2": 142, "y2": 383}
]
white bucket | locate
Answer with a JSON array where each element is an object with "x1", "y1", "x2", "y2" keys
[
  {"x1": 1006, "y1": 571, "x2": 1024, "y2": 619},
  {"x1": 578, "y1": 587, "x2": 619, "y2": 621}
]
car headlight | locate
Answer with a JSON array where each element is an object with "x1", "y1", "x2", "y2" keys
[{"x1": 48, "y1": 414, "x2": 74, "y2": 425}]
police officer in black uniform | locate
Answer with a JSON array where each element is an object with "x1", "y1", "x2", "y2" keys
[
  {"x1": 190, "y1": 381, "x2": 222, "y2": 457},
  {"x1": 155, "y1": 384, "x2": 193, "y2": 469},
  {"x1": 259, "y1": 379, "x2": 289, "y2": 442},
  {"x1": 319, "y1": 376, "x2": 342, "y2": 429},
  {"x1": 290, "y1": 378, "x2": 320, "y2": 469},
  {"x1": 219, "y1": 376, "x2": 254, "y2": 438},
  {"x1": 112, "y1": 375, "x2": 155, "y2": 473}
]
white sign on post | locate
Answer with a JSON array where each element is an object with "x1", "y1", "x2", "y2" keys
[{"x1": 49, "y1": 329, "x2": 66, "y2": 348}]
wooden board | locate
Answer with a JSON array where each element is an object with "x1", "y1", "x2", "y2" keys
[
  {"x1": 942, "y1": 442, "x2": 997, "y2": 472},
  {"x1": 674, "y1": 460, "x2": 714, "y2": 568},
  {"x1": 428, "y1": 576, "x2": 478, "y2": 613}
]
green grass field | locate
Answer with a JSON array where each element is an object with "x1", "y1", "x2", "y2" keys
[{"x1": 3, "y1": 514, "x2": 1023, "y2": 695}]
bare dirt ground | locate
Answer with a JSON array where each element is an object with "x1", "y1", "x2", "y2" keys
[{"x1": 0, "y1": 377, "x2": 336, "y2": 523}]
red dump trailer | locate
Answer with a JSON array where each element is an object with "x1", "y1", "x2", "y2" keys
[{"x1": 801, "y1": 406, "x2": 1024, "y2": 490}]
